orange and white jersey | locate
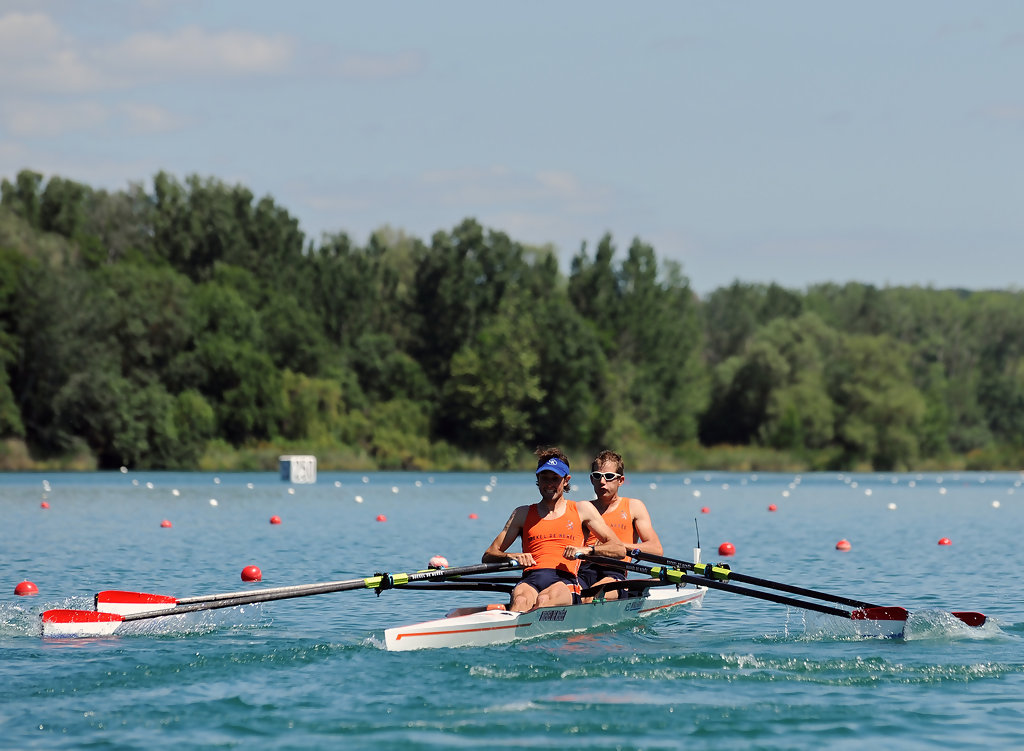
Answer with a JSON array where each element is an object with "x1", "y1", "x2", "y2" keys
[
  {"x1": 584, "y1": 497, "x2": 636, "y2": 557},
  {"x1": 523, "y1": 501, "x2": 584, "y2": 574}
]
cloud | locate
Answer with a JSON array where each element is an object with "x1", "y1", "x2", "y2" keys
[
  {"x1": 294, "y1": 166, "x2": 618, "y2": 252},
  {"x1": 416, "y1": 166, "x2": 610, "y2": 213},
  {"x1": 118, "y1": 102, "x2": 190, "y2": 134},
  {"x1": 101, "y1": 25, "x2": 295, "y2": 76},
  {"x1": 0, "y1": 99, "x2": 109, "y2": 137},
  {"x1": 0, "y1": 11, "x2": 295, "y2": 93}
]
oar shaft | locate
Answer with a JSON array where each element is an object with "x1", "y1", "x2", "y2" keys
[
  {"x1": 631, "y1": 551, "x2": 878, "y2": 609},
  {"x1": 586, "y1": 556, "x2": 865, "y2": 620},
  {"x1": 121, "y1": 562, "x2": 517, "y2": 622},
  {"x1": 170, "y1": 563, "x2": 517, "y2": 605}
]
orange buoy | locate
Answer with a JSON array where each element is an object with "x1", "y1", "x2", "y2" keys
[
  {"x1": 376, "y1": 514, "x2": 387, "y2": 522},
  {"x1": 40, "y1": 501, "x2": 49, "y2": 509},
  {"x1": 938, "y1": 537, "x2": 952, "y2": 546},
  {"x1": 718, "y1": 542, "x2": 735, "y2": 556},
  {"x1": 836, "y1": 539, "x2": 851, "y2": 551},
  {"x1": 241, "y1": 565, "x2": 262, "y2": 582},
  {"x1": 269, "y1": 515, "x2": 282, "y2": 525},
  {"x1": 768, "y1": 504, "x2": 777, "y2": 512},
  {"x1": 160, "y1": 519, "x2": 172, "y2": 528},
  {"x1": 701, "y1": 506, "x2": 710, "y2": 514},
  {"x1": 14, "y1": 581, "x2": 38, "y2": 596},
  {"x1": 468, "y1": 513, "x2": 478, "y2": 519}
]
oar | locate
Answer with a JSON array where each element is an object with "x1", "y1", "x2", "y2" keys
[
  {"x1": 629, "y1": 550, "x2": 987, "y2": 628},
  {"x1": 94, "y1": 574, "x2": 525, "y2": 615},
  {"x1": 583, "y1": 555, "x2": 909, "y2": 631},
  {"x1": 41, "y1": 561, "x2": 519, "y2": 638}
]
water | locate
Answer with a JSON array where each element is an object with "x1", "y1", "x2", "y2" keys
[{"x1": 2, "y1": 470, "x2": 1023, "y2": 749}]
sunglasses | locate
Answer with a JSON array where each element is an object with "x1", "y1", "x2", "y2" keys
[{"x1": 590, "y1": 471, "x2": 622, "y2": 482}]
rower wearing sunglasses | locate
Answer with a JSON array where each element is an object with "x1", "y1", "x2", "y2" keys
[
  {"x1": 578, "y1": 450, "x2": 664, "y2": 602},
  {"x1": 482, "y1": 447, "x2": 626, "y2": 612}
]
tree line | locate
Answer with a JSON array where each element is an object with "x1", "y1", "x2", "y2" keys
[{"x1": 1, "y1": 168, "x2": 1022, "y2": 472}]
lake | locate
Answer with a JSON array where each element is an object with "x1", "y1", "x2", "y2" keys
[{"x1": 2, "y1": 470, "x2": 1022, "y2": 749}]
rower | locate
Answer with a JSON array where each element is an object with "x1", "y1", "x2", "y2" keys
[
  {"x1": 482, "y1": 447, "x2": 626, "y2": 612},
  {"x1": 578, "y1": 450, "x2": 663, "y2": 602}
]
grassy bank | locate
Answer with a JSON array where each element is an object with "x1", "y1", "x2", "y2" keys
[{"x1": 3, "y1": 437, "x2": 1022, "y2": 474}]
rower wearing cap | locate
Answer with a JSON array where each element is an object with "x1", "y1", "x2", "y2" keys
[
  {"x1": 578, "y1": 449, "x2": 663, "y2": 602},
  {"x1": 483, "y1": 447, "x2": 627, "y2": 612}
]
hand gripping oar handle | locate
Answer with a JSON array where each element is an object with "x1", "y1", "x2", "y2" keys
[
  {"x1": 629, "y1": 550, "x2": 878, "y2": 609},
  {"x1": 583, "y1": 555, "x2": 906, "y2": 623}
]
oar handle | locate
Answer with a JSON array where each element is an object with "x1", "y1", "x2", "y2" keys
[{"x1": 629, "y1": 550, "x2": 879, "y2": 609}]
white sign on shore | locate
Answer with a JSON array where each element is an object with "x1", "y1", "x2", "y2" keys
[{"x1": 279, "y1": 455, "x2": 317, "y2": 484}]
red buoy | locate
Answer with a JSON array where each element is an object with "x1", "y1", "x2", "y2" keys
[
  {"x1": 269, "y1": 515, "x2": 282, "y2": 525},
  {"x1": 376, "y1": 514, "x2": 387, "y2": 522},
  {"x1": 836, "y1": 539, "x2": 851, "y2": 551},
  {"x1": 14, "y1": 580, "x2": 38, "y2": 596},
  {"x1": 241, "y1": 565, "x2": 262, "y2": 582},
  {"x1": 767, "y1": 504, "x2": 777, "y2": 512},
  {"x1": 938, "y1": 537, "x2": 952, "y2": 546},
  {"x1": 40, "y1": 501, "x2": 50, "y2": 509},
  {"x1": 718, "y1": 542, "x2": 735, "y2": 556},
  {"x1": 701, "y1": 506, "x2": 710, "y2": 514},
  {"x1": 160, "y1": 519, "x2": 172, "y2": 528},
  {"x1": 468, "y1": 513, "x2": 478, "y2": 519}
]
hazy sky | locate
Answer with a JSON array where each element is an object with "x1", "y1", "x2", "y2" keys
[{"x1": 1, "y1": 1, "x2": 1021, "y2": 294}]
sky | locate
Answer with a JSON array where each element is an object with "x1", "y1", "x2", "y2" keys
[{"x1": 0, "y1": 1, "x2": 1021, "y2": 295}]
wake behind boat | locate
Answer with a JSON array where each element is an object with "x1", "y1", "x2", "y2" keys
[{"x1": 383, "y1": 581, "x2": 707, "y2": 651}]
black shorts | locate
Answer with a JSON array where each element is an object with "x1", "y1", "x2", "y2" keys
[
  {"x1": 577, "y1": 562, "x2": 627, "y2": 590},
  {"x1": 519, "y1": 568, "x2": 581, "y2": 604}
]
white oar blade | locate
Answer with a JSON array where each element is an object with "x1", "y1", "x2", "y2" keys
[
  {"x1": 95, "y1": 590, "x2": 179, "y2": 616},
  {"x1": 41, "y1": 609, "x2": 124, "y2": 638}
]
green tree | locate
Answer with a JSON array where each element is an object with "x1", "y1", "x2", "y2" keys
[
  {"x1": 444, "y1": 297, "x2": 544, "y2": 465},
  {"x1": 828, "y1": 334, "x2": 926, "y2": 469}
]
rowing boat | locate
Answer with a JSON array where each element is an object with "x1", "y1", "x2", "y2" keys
[{"x1": 383, "y1": 582, "x2": 707, "y2": 651}]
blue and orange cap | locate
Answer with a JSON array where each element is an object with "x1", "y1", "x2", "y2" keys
[{"x1": 535, "y1": 457, "x2": 570, "y2": 477}]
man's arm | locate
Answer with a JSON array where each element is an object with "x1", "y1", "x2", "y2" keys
[
  {"x1": 629, "y1": 498, "x2": 663, "y2": 556},
  {"x1": 482, "y1": 506, "x2": 536, "y2": 566},
  {"x1": 568, "y1": 502, "x2": 627, "y2": 559}
]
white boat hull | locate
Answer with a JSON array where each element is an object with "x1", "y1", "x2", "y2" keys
[{"x1": 383, "y1": 584, "x2": 707, "y2": 651}]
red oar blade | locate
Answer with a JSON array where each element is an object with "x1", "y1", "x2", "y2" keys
[
  {"x1": 951, "y1": 611, "x2": 987, "y2": 627},
  {"x1": 851, "y1": 606, "x2": 910, "y2": 622},
  {"x1": 41, "y1": 609, "x2": 124, "y2": 638},
  {"x1": 95, "y1": 590, "x2": 179, "y2": 616}
]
